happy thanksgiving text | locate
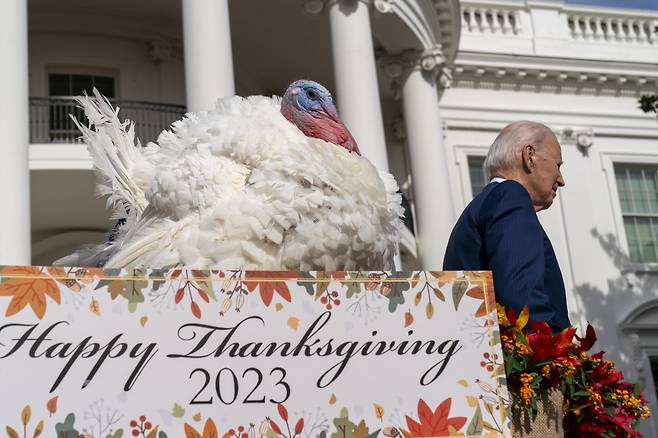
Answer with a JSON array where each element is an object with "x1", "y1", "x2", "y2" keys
[{"x1": 0, "y1": 311, "x2": 461, "y2": 404}]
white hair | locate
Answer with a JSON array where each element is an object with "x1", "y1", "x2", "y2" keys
[{"x1": 483, "y1": 121, "x2": 554, "y2": 178}]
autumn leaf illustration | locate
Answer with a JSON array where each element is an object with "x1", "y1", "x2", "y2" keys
[
  {"x1": 0, "y1": 266, "x2": 60, "y2": 319},
  {"x1": 89, "y1": 297, "x2": 101, "y2": 316},
  {"x1": 466, "y1": 395, "x2": 479, "y2": 408},
  {"x1": 465, "y1": 271, "x2": 494, "y2": 290},
  {"x1": 21, "y1": 405, "x2": 31, "y2": 425},
  {"x1": 429, "y1": 271, "x2": 458, "y2": 286},
  {"x1": 278, "y1": 403, "x2": 289, "y2": 422},
  {"x1": 402, "y1": 398, "x2": 467, "y2": 437},
  {"x1": 46, "y1": 396, "x2": 58, "y2": 416},
  {"x1": 184, "y1": 418, "x2": 218, "y2": 438},
  {"x1": 244, "y1": 271, "x2": 296, "y2": 306},
  {"x1": 172, "y1": 403, "x2": 185, "y2": 418},
  {"x1": 404, "y1": 310, "x2": 414, "y2": 328},
  {"x1": 34, "y1": 420, "x2": 44, "y2": 437},
  {"x1": 373, "y1": 403, "x2": 385, "y2": 421},
  {"x1": 465, "y1": 286, "x2": 496, "y2": 317},
  {"x1": 287, "y1": 317, "x2": 300, "y2": 331},
  {"x1": 353, "y1": 420, "x2": 370, "y2": 438}
]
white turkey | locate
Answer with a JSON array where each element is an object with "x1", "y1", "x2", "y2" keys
[{"x1": 57, "y1": 80, "x2": 403, "y2": 271}]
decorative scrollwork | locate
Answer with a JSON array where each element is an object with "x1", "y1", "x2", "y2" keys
[{"x1": 373, "y1": 0, "x2": 394, "y2": 14}]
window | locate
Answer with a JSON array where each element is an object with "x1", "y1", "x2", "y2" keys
[
  {"x1": 650, "y1": 356, "x2": 658, "y2": 402},
  {"x1": 468, "y1": 156, "x2": 487, "y2": 198},
  {"x1": 47, "y1": 73, "x2": 115, "y2": 142},
  {"x1": 48, "y1": 74, "x2": 115, "y2": 97},
  {"x1": 615, "y1": 164, "x2": 658, "y2": 263}
]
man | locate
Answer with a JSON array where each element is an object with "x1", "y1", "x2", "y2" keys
[{"x1": 443, "y1": 121, "x2": 569, "y2": 332}]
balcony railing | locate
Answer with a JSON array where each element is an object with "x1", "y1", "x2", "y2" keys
[
  {"x1": 460, "y1": 0, "x2": 658, "y2": 48},
  {"x1": 566, "y1": 11, "x2": 657, "y2": 44},
  {"x1": 462, "y1": 6, "x2": 522, "y2": 35},
  {"x1": 29, "y1": 97, "x2": 186, "y2": 144}
]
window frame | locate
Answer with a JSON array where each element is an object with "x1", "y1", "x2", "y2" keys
[
  {"x1": 453, "y1": 144, "x2": 490, "y2": 208},
  {"x1": 45, "y1": 65, "x2": 119, "y2": 98},
  {"x1": 601, "y1": 152, "x2": 658, "y2": 269}
]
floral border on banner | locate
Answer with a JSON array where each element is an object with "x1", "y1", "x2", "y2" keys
[{"x1": 0, "y1": 266, "x2": 510, "y2": 438}]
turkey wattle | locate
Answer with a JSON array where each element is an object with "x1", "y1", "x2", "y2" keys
[{"x1": 57, "y1": 80, "x2": 403, "y2": 270}]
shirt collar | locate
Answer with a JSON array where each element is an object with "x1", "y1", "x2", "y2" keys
[{"x1": 490, "y1": 177, "x2": 507, "y2": 184}]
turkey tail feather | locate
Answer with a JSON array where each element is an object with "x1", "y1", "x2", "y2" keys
[{"x1": 72, "y1": 88, "x2": 151, "y2": 218}]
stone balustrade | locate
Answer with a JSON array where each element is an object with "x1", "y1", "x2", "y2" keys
[
  {"x1": 462, "y1": 5, "x2": 522, "y2": 35},
  {"x1": 460, "y1": 0, "x2": 658, "y2": 48},
  {"x1": 566, "y1": 11, "x2": 657, "y2": 44}
]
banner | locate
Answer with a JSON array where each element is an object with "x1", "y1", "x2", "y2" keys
[{"x1": 0, "y1": 267, "x2": 511, "y2": 437}]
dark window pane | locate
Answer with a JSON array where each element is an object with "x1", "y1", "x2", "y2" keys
[
  {"x1": 650, "y1": 356, "x2": 658, "y2": 402},
  {"x1": 93, "y1": 76, "x2": 115, "y2": 97},
  {"x1": 71, "y1": 74, "x2": 95, "y2": 95},
  {"x1": 47, "y1": 73, "x2": 115, "y2": 141},
  {"x1": 48, "y1": 74, "x2": 70, "y2": 96},
  {"x1": 468, "y1": 156, "x2": 487, "y2": 198}
]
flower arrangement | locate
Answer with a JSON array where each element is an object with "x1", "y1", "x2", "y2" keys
[{"x1": 497, "y1": 304, "x2": 652, "y2": 437}]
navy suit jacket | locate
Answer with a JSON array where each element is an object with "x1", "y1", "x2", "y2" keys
[{"x1": 443, "y1": 180, "x2": 570, "y2": 332}]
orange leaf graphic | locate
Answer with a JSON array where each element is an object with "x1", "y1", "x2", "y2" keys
[
  {"x1": 287, "y1": 317, "x2": 300, "y2": 331},
  {"x1": 429, "y1": 271, "x2": 458, "y2": 286},
  {"x1": 21, "y1": 405, "x2": 31, "y2": 425},
  {"x1": 404, "y1": 310, "x2": 414, "y2": 328},
  {"x1": 466, "y1": 286, "x2": 496, "y2": 317},
  {"x1": 184, "y1": 418, "x2": 218, "y2": 438},
  {"x1": 374, "y1": 403, "x2": 385, "y2": 421},
  {"x1": 403, "y1": 398, "x2": 467, "y2": 437},
  {"x1": 190, "y1": 301, "x2": 201, "y2": 319},
  {"x1": 466, "y1": 395, "x2": 479, "y2": 408},
  {"x1": 89, "y1": 297, "x2": 101, "y2": 316},
  {"x1": 46, "y1": 396, "x2": 58, "y2": 416},
  {"x1": 184, "y1": 423, "x2": 202, "y2": 438},
  {"x1": 0, "y1": 266, "x2": 60, "y2": 319},
  {"x1": 244, "y1": 271, "x2": 295, "y2": 307}
]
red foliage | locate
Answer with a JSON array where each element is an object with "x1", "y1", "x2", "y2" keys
[{"x1": 403, "y1": 398, "x2": 466, "y2": 437}]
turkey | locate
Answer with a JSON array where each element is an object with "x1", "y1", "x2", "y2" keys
[{"x1": 57, "y1": 80, "x2": 403, "y2": 271}]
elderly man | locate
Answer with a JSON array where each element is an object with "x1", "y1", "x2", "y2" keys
[{"x1": 443, "y1": 121, "x2": 569, "y2": 332}]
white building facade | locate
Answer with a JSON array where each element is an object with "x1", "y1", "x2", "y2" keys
[{"x1": 1, "y1": 0, "x2": 658, "y2": 433}]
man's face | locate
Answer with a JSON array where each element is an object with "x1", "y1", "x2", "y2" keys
[{"x1": 527, "y1": 135, "x2": 565, "y2": 211}]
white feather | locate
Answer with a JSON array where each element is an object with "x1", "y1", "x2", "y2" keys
[{"x1": 59, "y1": 92, "x2": 404, "y2": 270}]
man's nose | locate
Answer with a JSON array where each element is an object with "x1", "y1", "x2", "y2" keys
[{"x1": 557, "y1": 172, "x2": 565, "y2": 187}]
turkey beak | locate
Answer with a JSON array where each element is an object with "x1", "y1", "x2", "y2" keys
[{"x1": 320, "y1": 99, "x2": 343, "y2": 124}]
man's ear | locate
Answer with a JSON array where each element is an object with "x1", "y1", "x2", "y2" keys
[{"x1": 521, "y1": 144, "x2": 535, "y2": 173}]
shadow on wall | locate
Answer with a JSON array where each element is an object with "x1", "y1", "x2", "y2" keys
[
  {"x1": 577, "y1": 228, "x2": 657, "y2": 357},
  {"x1": 572, "y1": 228, "x2": 658, "y2": 434}
]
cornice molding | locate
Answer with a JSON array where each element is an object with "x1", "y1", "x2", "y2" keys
[{"x1": 452, "y1": 62, "x2": 657, "y2": 96}]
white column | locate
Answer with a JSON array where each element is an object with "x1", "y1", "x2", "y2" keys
[
  {"x1": 328, "y1": 0, "x2": 389, "y2": 171},
  {"x1": 182, "y1": 0, "x2": 235, "y2": 112},
  {"x1": 401, "y1": 67, "x2": 454, "y2": 269},
  {"x1": 0, "y1": 0, "x2": 31, "y2": 265}
]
